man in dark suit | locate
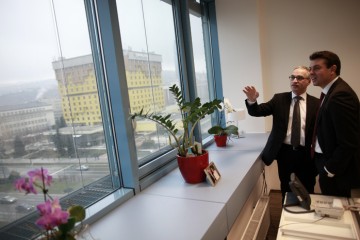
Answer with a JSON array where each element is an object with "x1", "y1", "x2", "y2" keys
[
  {"x1": 309, "y1": 51, "x2": 360, "y2": 197},
  {"x1": 243, "y1": 66, "x2": 319, "y2": 202}
]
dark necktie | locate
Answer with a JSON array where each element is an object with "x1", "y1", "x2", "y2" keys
[
  {"x1": 291, "y1": 96, "x2": 302, "y2": 148},
  {"x1": 311, "y1": 93, "x2": 325, "y2": 158}
]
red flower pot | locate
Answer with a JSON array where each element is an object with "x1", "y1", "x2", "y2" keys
[
  {"x1": 214, "y1": 135, "x2": 228, "y2": 147},
  {"x1": 177, "y1": 150, "x2": 209, "y2": 184}
]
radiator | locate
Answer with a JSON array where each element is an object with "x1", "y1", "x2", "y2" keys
[{"x1": 241, "y1": 196, "x2": 270, "y2": 240}]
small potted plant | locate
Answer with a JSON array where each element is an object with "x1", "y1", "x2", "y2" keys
[
  {"x1": 207, "y1": 99, "x2": 239, "y2": 147},
  {"x1": 208, "y1": 124, "x2": 239, "y2": 147},
  {"x1": 130, "y1": 84, "x2": 221, "y2": 183}
]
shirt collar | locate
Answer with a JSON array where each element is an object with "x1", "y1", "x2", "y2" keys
[
  {"x1": 291, "y1": 92, "x2": 307, "y2": 101},
  {"x1": 323, "y1": 76, "x2": 339, "y2": 95}
]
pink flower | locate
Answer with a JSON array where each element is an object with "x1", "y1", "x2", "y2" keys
[
  {"x1": 14, "y1": 167, "x2": 85, "y2": 238},
  {"x1": 36, "y1": 198, "x2": 69, "y2": 230},
  {"x1": 28, "y1": 168, "x2": 53, "y2": 186},
  {"x1": 15, "y1": 177, "x2": 37, "y2": 194}
]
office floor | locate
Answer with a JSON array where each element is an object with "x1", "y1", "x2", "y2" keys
[{"x1": 266, "y1": 190, "x2": 282, "y2": 240}]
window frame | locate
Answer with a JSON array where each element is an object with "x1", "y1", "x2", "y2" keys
[{"x1": 85, "y1": 0, "x2": 224, "y2": 190}]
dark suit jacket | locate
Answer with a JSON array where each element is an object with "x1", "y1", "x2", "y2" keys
[
  {"x1": 316, "y1": 78, "x2": 360, "y2": 188},
  {"x1": 245, "y1": 92, "x2": 319, "y2": 166}
]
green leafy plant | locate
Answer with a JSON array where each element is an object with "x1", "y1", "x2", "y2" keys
[
  {"x1": 130, "y1": 84, "x2": 222, "y2": 157},
  {"x1": 207, "y1": 124, "x2": 239, "y2": 136},
  {"x1": 207, "y1": 99, "x2": 239, "y2": 137}
]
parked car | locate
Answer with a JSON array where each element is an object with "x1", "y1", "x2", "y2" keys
[
  {"x1": 0, "y1": 195, "x2": 17, "y2": 204},
  {"x1": 16, "y1": 203, "x2": 35, "y2": 213},
  {"x1": 75, "y1": 165, "x2": 89, "y2": 171}
]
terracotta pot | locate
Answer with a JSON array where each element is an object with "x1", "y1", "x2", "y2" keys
[
  {"x1": 177, "y1": 150, "x2": 209, "y2": 183},
  {"x1": 214, "y1": 135, "x2": 228, "y2": 147}
]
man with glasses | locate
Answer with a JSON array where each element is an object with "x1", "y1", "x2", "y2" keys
[
  {"x1": 243, "y1": 66, "x2": 319, "y2": 203},
  {"x1": 309, "y1": 51, "x2": 360, "y2": 198}
]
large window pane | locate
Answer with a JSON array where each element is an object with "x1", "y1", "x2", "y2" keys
[
  {"x1": 190, "y1": 11, "x2": 212, "y2": 138},
  {"x1": 117, "y1": 0, "x2": 181, "y2": 165},
  {"x1": 0, "y1": 0, "x2": 115, "y2": 231}
]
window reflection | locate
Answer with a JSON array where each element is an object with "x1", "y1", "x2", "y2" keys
[
  {"x1": 117, "y1": 0, "x2": 181, "y2": 164},
  {"x1": 190, "y1": 11, "x2": 212, "y2": 138}
]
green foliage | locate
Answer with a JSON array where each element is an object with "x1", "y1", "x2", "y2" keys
[
  {"x1": 208, "y1": 124, "x2": 239, "y2": 136},
  {"x1": 53, "y1": 127, "x2": 66, "y2": 156},
  {"x1": 130, "y1": 84, "x2": 222, "y2": 157},
  {"x1": 13, "y1": 135, "x2": 26, "y2": 158},
  {"x1": 68, "y1": 205, "x2": 86, "y2": 222},
  {"x1": 66, "y1": 137, "x2": 75, "y2": 157}
]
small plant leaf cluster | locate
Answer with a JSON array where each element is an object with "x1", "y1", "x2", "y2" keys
[{"x1": 207, "y1": 124, "x2": 239, "y2": 136}]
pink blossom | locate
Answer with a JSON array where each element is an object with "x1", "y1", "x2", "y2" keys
[
  {"x1": 15, "y1": 177, "x2": 37, "y2": 194},
  {"x1": 36, "y1": 198, "x2": 69, "y2": 230},
  {"x1": 28, "y1": 168, "x2": 53, "y2": 186}
]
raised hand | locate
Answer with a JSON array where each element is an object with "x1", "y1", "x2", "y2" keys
[{"x1": 243, "y1": 86, "x2": 259, "y2": 102}]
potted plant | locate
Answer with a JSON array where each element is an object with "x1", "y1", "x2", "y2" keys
[
  {"x1": 130, "y1": 84, "x2": 221, "y2": 183},
  {"x1": 207, "y1": 99, "x2": 239, "y2": 147},
  {"x1": 208, "y1": 124, "x2": 239, "y2": 147}
]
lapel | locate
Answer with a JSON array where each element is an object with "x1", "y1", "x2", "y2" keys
[
  {"x1": 305, "y1": 94, "x2": 313, "y2": 133},
  {"x1": 318, "y1": 78, "x2": 342, "y2": 120},
  {"x1": 283, "y1": 92, "x2": 292, "y2": 125}
]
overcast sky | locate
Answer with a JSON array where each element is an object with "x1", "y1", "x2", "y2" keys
[{"x1": 0, "y1": 0, "x2": 205, "y2": 88}]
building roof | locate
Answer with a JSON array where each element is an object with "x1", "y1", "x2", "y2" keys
[{"x1": 0, "y1": 101, "x2": 52, "y2": 112}]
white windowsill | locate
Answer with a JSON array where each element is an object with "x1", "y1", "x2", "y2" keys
[{"x1": 85, "y1": 133, "x2": 267, "y2": 240}]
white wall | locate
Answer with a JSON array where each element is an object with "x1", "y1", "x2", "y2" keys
[
  {"x1": 215, "y1": 0, "x2": 360, "y2": 191},
  {"x1": 216, "y1": 0, "x2": 360, "y2": 133},
  {"x1": 216, "y1": 0, "x2": 265, "y2": 133}
]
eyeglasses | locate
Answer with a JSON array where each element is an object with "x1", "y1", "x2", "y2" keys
[{"x1": 289, "y1": 75, "x2": 308, "y2": 81}]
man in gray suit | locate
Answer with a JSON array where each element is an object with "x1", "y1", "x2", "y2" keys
[
  {"x1": 243, "y1": 66, "x2": 319, "y2": 202},
  {"x1": 309, "y1": 50, "x2": 360, "y2": 197}
]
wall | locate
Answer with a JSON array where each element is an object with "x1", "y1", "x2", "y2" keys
[{"x1": 215, "y1": 0, "x2": 265, "y2": 133}]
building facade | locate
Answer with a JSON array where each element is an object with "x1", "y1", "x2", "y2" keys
[
  {"x1": 52, "y1": 50, "x2": 165, "y2": 127},
  {"x1": 0, "y1": 102, "x2": 55, "y2": 139}
]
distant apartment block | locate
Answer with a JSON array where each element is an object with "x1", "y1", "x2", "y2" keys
[
  {"x1": 124, "y1": 50, "x2": 165, "y2": 113},
  {"x1": 0, "y1": 102, "x2": 55, "y2": 139},
  {"x1": 52, "y1": 55, "x2": 101, "y2": 126},
  {"x1": 52, "y1": 50, "x2": 165, "y2": 127}
]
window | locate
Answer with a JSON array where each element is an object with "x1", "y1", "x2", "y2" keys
[
  {"x1": 0, "y1": 0, "x2": 122, "y2": 237},
  {"x1": 0, "y1": 0, "x2": 222, "y2": 238},
  {"x1": 117, "y1": 0, "x2": 181, "y2": 166},
  {"x1": 190, "y1": 4, "x2": 213, "y2": 139}
]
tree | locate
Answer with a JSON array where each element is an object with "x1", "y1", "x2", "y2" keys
[
  {"x1": 56, "y1": 116, "x2": 67, "y2": 128},
  {"x1": 66, "y1": 136, "x2": 76, "y2": 158},
  {"x1": 13, "y1": 136, "x2": 26, "y2": 158},
  {"x1": 0, "y1": 138, "x2": 6, "y2": 158},
  {"x1": 52, "y1": 127, "x2": 66, "y2": 156}
]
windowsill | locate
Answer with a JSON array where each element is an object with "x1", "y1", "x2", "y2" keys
[
  {"x1": 83, "y1": 187, "x2": 134, "y2": 226},
  {"x1": 85, "y1": 133, "x2": 267, "y2": 240}
]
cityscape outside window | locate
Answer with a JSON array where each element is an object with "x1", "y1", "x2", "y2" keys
[
  {"x1": 117, "y1": 0, "x2": 182, "y2": 165},
  {"x1": 0, "y1": 0, "x2": 114, "y2": 233}
]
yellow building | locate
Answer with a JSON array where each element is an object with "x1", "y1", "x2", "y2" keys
[
  {"x1": 52, "y1": 55, "x2": 101, "y2": 126},
  {"x1": 52, "y1": 51, "x2": 165, "y2": 127},
  {"x1": 124, "y1": 50, "x2": 165, "y2": 114}
]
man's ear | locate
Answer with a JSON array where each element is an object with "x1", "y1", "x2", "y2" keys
[{"x1": 330, "y1": 64, "x2": 337, "y2": 73}]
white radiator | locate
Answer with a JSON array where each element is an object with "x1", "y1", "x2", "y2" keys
[{"x1": 241, "y1": 196, "x2": 270, "y2": 240}]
